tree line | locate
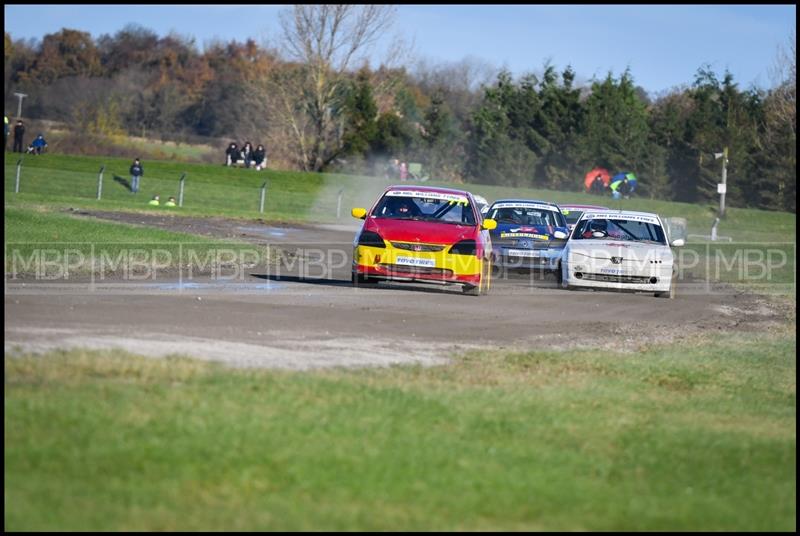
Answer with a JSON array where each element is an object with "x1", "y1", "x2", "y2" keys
[{"x1": 3, "y1": 7, "x2": 795, "y2": 213}]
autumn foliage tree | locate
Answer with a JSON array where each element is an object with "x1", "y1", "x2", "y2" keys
[{"x1": 2, "y1": 16, "x2": 795, "y2": 213}]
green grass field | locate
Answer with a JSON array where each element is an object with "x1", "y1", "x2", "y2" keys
[
  {"x1": 5, "y1": 329, "x2": 795, "y2": 531},
  {"x1": 4, "y1": 206, "x2": 272, "y2": 276}
]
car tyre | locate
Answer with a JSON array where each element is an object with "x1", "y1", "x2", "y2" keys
[
  {"x1": 352, "y1": 272, "x2": 377, "y2": 287},
  {"x1": 463, "y1": 283, "x2": 480, "y2": 296},
  {"x1": 655, "y1": 273, "x2": 677, "y2": 299},
  {"x1": 491, "y1": 262, "x2": 505, "y2": 280},
  {"x1": 464, "y1": 258, "x2": 491, "y2": 296}
]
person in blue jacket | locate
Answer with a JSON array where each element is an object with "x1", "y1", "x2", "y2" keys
[{"x1": 29, "y1": 133, "x2": 48, "y2": 154}]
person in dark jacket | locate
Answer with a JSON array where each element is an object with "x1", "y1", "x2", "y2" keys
[
  {"x1": 129, "y1": 158, "x2": 144, "y2": 194},
  {"x1": 241, "y1": 141, "x2": 254, "y2": 168},
  {"x1": 253, "y1": 144, "x2": 267, "y2": 170},
  {"x1": 13, "y1": 120, "x2": 25, "y2": 153},
  {"x1": 225, "y1": 142, "x2": 240, "y2": 166},
  {"x1": 618, "y1": 177, "x2": 631, "y2": 198},
  {"x1": 591, "y1": 175, "x2": 604, "y2": 195}
]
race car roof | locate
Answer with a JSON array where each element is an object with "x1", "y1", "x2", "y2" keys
[
  {"x1": 383, "y1": 185, "x2": 474, "y2": 197},
  {"x1": 489, "y1": 199, "x2": 561, "y2": 211},
  {"x1": 559, "y1": 204, "x2": 609, "y2": 210},
  {"x1": 577, "y1": 209, "x2": 663, "y2": 224}
]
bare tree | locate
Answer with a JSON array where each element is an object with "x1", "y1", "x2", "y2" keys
[
  {"x1": 767, "y1": 26, "x2": 796, "y2": 137},
  {"x1": 264, "y1": 5, "x2": 397, "y2": 171}
]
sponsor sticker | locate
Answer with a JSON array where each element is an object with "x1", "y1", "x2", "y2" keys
[
  {"x1": 500, "y1": 232, "x2": 550, "y2": 241},
  {"x1": 395, "y1": 256, "x2": 436, "y2": 267},
  {"x1": 501, "y1": 232, "x2": 536, "y2": 239},
  {"x1": 506, "y1": 249, "x2": 540, "y2": 258},
  {"x1": 492, "y1": 202, "x2": 559, "y2": 212},
  {"x1": 581, "y1": 212, "x2": 660, "y2": 225},
  {"x1": 600, "y1": 267, "x2": 626, "y2": 275},
  {"x1": 386, "y1": 190, "x2": 469, "y2": 204}
]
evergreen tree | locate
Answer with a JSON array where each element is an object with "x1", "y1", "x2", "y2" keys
[
  {"x1": 341, "y1": 68, "x2": 379, "y2": 158},
  {"x1": 419, "y1": 89, "x2": 459, "y2": 179}
]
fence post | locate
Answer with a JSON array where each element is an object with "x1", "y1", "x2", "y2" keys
[
  {"x1": 96, "y1": 165, "x2": 105, "y2": 200},
  {"x1": 259, "y1": 182, "x2": 267, "y2": 213},
  {"x1": 15, "y1": 158, "x2": 23, "y2": 193},
  {"x1": 178, "y1": 173, "x2": 186, "y2": 207},
  {"x1": 336, "y1": 188, "x2": 344, "y2": 219}
]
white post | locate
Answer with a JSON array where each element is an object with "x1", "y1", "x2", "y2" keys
[
  {"x1": 719, "y1": 147, "x2": 728, "y2": 217},
  {"x1": 259, "y1": 182, "x2": 267, "y2": 213},
  {"x1": 15, "y1": 158, "x2": 22, "y2": 193},
  {"x1": 13, "y1": 92, "x2": 27, "y2": 118},
  {"x1": 178, "y1": 173, "x2": 186, "y2": 207},
  {"x1": 96, "y1": 165, "x2": 105, "y2": 200},
  {"x1": 336, "y1": 188, "x2": 344, "y2": 219}
]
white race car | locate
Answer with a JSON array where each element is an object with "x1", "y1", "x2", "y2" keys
[
  {"x1": 473, "y1": 194, "x2": 490, "y2": 216},
  {"x1": 559, "y1": 210, "x2": 685, "y2": 298}
]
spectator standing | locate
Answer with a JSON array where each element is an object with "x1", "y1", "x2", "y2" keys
[
  {"x1": 399, "y1": 161, "x2": 408, "y2": 181},
  {"x1": 129, "y1": 157, "x2": 144, "y2": 194},
  {"x1": 591, "y1": 175, "x2": 604, "y2": 195},
  {"x1": 253, "y1": 144, "x2": 267, "y2": 170},
  {"x1": 30, "y1": 134, "x2": 48, "y2": 154},
  {"x1": 4, "y1": 116, "x2": 8, "y2": 151},
  {"x1": 225, "y1": 142, "x2": 239, "y2": 166},
  {"x1": 13, "y1": 120, "x2": 25, "y2": 153},
  {"x1": 385, "y1": 158, "x2": 400, "y2": 179}
]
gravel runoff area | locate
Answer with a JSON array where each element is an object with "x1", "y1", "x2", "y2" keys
[{"x1": 4, "y1": 210, "x2": 793, "y2": 370}]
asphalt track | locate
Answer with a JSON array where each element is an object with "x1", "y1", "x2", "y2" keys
[{"x1": 4, "y1": 212, "x2": 787, "y2": 369}]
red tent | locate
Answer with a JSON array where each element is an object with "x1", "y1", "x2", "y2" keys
[{"x1": 584, "y1": 167, "x2": 610, "y2": 190}]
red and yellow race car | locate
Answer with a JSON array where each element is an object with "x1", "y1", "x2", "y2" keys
[{"x1": 351, "y1": 185, "x2": 497, "y2": 295}]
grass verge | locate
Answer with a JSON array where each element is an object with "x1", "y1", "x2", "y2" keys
[
  {"x1": 4, "y1": 206, "x2": 272, "y2": 276},
  {"x1": 5, "y1": 328, "x2": 796, "y2": 531}
]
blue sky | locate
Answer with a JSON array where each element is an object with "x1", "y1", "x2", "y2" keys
[{"x1": 4, "y1": 4, "x2": 795, "y2": 95}]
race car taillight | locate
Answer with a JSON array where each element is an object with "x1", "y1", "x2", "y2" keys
[
  {"x1": 358, "y1": 230, "x2": 386, "y2": 248},
  {"x1": 449, "y1": 239, "x2": 477, "y2": 256}
]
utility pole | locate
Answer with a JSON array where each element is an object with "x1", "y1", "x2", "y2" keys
[
  {"x1": 13, "y1": 92, "x2": 28, "y2": 118},
  {"x1": 715, "y1": 147, "x2": 729, "y2": 217}
]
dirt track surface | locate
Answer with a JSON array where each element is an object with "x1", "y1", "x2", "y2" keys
[{"x1": 5, "y1": 210, "x2": 791, "y2": 369}]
